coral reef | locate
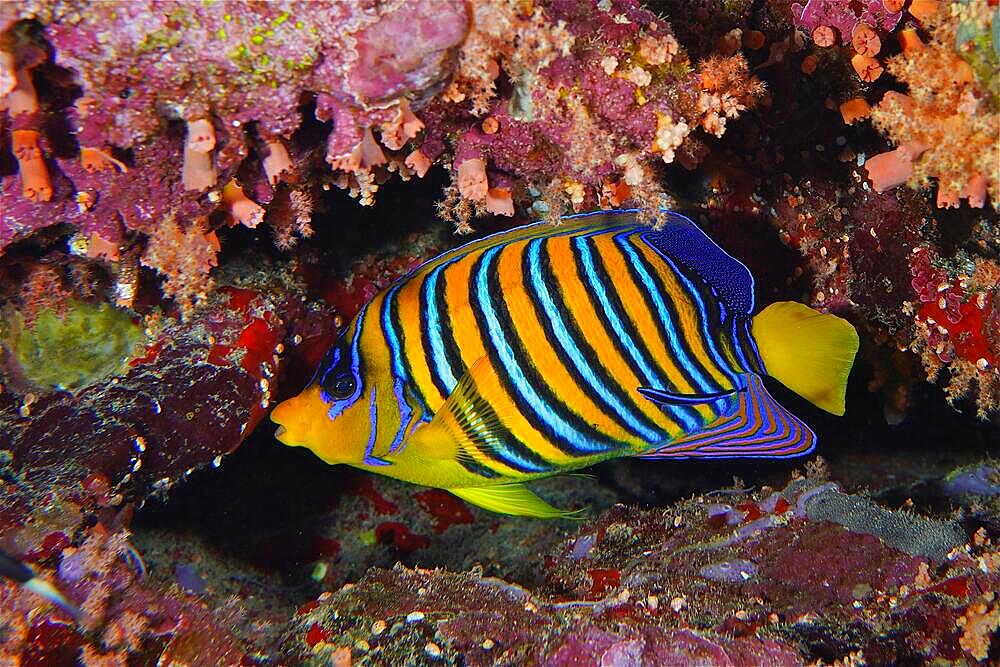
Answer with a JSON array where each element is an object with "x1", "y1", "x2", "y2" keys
[
  {"x1": 1, "y1": 0, "x2": 765, "y2": 306},
  {"x1": 0, "y1": 0, "x2": 998, "y2": 663},
  {"x1": 281, "y1": 472, "x2": 999, "y2": 666}
]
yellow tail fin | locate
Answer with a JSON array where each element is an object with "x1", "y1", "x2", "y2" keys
[{"x1": 751, "y1": 302, "x2": 859, "y2": 416}]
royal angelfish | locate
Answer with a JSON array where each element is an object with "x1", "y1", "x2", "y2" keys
[{"x1": 272, "y1": 210, "x2": 859, "y2": 518}]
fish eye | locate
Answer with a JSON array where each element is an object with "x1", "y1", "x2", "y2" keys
[
  {"x1": 329, "y1": 374, "x2": 356, "y2": 399},
  {"x1": 316, "y1": 332, "x2": 363, "y2": 404}
]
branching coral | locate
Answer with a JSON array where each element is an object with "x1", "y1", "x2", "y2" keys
[
  {"x1": 430, "y1": 0, "x2": 764, "y2": 231},
  {"x1": 139, "y1": 215, "x2": 220, "y2": 316},
  {"x1": 867, "y1": 1, "x2": 999, "y2": 209}
]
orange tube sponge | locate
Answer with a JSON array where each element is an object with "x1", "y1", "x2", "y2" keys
[
  {"x1": 897, "y1": 29, "x2": 924, "y2": 54},
  {"x1": 81, "y1": 147, "x2": 128, "y2": 174},
  {"x1": 485, "y1": 187, "x2": 514, "y2": 216},
  {"x1": 182, "y1": 119, "x2": 217, "y2": 191},
  {"x1": 457, "y1": 158, "x2": 488, "y2": 202},
  {"x1": 962, "y1": 174, "x2": 987, "y2": 209},
  {"x1": 262, "y1": 140, "x2": 293, "y2": 186},
  {"x1": 12, "y1": 129, "x2": 52, "y2": 202},
  {"x1": 851, "y1": 24, "x2": 881, "y2": 58},
  {"x1": 380, "y1": 101, "x2": 424, "y2": 151},
  {"x1": 222, "y1": 179, "x2": 265, "y2": 228},
  {"x1": 839, "y1": 98, "x2": 870, "y2": 124},
  {"x1": 404, "y1": 149, "x2": 432, "y2": 178},
  {"x1": 908, "y1": 0, "x2": 941, "y2": 22},
  {"x1": 864, "y1": 142, "x2": 927, "y2": 192},
  {"x1": 851, "y1": 54, "x2": 883, "y2": 82},
  {"x1": 5, "y1": 65, "x2": 51, "y2": 201},
  {"x1": 812, "y1": 26, "x2": 836, "y2": 48}
]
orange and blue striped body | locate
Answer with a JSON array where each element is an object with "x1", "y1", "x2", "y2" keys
[
  {"x1": 272, "y1": 210, "x2": 857, "y2": 517},
  {"x1": 362, "y1": 212, "x2": 765, "y2": 474}
]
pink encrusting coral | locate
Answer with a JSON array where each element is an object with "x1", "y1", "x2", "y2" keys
[
  {"x1": 1, "y1": 0, "x2": 766, "y2": 313},
  {"x1": 0, "y1": 0, "x2": 471, "y2": 310}
]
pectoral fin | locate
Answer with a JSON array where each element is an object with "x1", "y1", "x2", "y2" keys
[
  {"x1": 421, "y1": 356, "x2": 548, "y2": 473},
  {"x1": 450, "y1": 484, "x2": 580, "y2": 519}
]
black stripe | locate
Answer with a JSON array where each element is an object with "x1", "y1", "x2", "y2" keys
[
  {"x1": 481, "y1": 245, "x2": 611, "y2": 457},
  {"x1": 391, "y1": 285, "x2": 430, "y2": 412},
  {"x1": 735, "y1": 315, "x2": 766, "y2": 374},
  {"x1": 456, "y1": 456, "x2": 501, "y2": 478},
  {"x1": 619, "y1": 233, "x2": 724, "y2": 392},
  {"x1": 434, "y1": 268, "x2": 466, "y2": 389},
  {"x1": 531, "y1": 238, "x2": 660, "y2": 439},
  {"x1": 419, "y1": 274, "x2": 453, "y2": 400}
]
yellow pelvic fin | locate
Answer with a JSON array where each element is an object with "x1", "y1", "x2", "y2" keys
[
  {"x1": 751, "y1": 301, "x2": 860, "y2": 416},
  {"x1": 449, "y1": 484, "x2": 581, "y2": 519}
]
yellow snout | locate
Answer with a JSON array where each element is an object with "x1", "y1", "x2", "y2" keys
[{"x1": 270, "y1": 386, "x2": 323, "y2": 448}]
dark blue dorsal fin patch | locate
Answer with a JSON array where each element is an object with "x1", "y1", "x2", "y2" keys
[{"x1": 640, "y1": 211, "x2": 755, "y2": 315}]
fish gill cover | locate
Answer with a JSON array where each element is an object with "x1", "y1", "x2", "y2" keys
[{"x1": 0, "y1": 0, "x2": 997, "y2": 664}]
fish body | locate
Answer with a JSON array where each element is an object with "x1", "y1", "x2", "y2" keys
[
  {"x1": 0, "y1": 547, "x2": 81, "y2": 620},
  {"x1": 272, "y1": 210, "x2": 859, "y2": 517}
]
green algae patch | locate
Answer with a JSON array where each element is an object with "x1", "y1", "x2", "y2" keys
[{"x1": 1, "y1": 301, "x2": 145, "y2": 393}]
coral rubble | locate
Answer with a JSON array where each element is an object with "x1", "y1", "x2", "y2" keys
[{"x1": 282, "y1": 473, "x2": 999, "y2": 666}]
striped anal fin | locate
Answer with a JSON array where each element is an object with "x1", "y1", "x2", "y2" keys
[{"x1": 638, "y1": 374, "x2": 815, "y2": 459}]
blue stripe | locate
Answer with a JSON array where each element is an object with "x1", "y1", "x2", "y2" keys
[
  {"x1": 526, "y1": 237, "x2": 663, "y2": 442},
  {"x1": 382, "y1": 284, "x2": 408, "y2": 382},
  {"x1": 423, "y1": 259, "x2": 460, "y2": 391},
  {"x1": 363, "y1": 388, "x2": 390, "y2": 466},
  {"x1": 475, "y1": 246, "x2": 604, "y2": 461},
  {"x1": 640, "y1": 233, "x2": 739, "y2": 386},
  {"x1": 381, "y1": 285, "x2": 416, "y2": 453},
  {"x1": 573, "y1": 234, "x2": 701, "y2": 432}
]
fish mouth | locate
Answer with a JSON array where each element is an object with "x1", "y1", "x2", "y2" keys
[
  {"x1": 270, "y1": 391, "x2": 320, "y2": 447},
  {"x1": 270, "y1": 399, "x2": 298, "y2": 445}
]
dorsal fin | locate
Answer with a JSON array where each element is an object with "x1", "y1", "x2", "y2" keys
[{"x1": 640, "y1": 211, "x2": 755, "y2": 315}]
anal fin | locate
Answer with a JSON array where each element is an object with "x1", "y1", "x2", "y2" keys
[
  {"x1": 639, "y1": 374, "x2": 815, "y2": 460},
  {"x1": 450, "y1": 484, "x2": 581, "y2": 519}
]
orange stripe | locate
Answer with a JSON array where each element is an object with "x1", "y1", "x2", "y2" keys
[
  {"x1": 633, "y1": 239, "x2": 734, "y2": 388},
  {"x1": 547, "y1": 233, "x2": 686, "y2": 440}
]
